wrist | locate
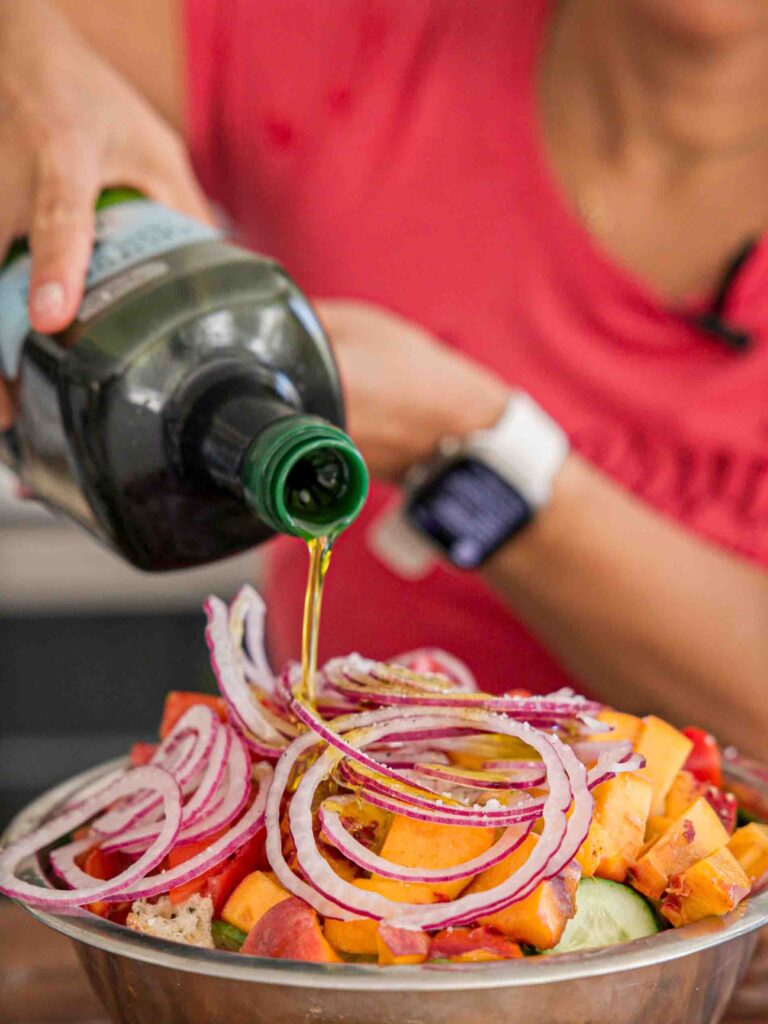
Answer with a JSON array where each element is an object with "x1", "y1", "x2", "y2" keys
[
  {"x1": 371, "y1": 390, "x2": 570, "y2": 575},
  {"x1": 487, "y1": 452, "x2": 587, "y2": 580},
  {"x1": 416, "y1": 367, "x2": 508, "y2": 469},
  {"x1": 442, "y1": 369, "x2": 509, "y2": 439}
]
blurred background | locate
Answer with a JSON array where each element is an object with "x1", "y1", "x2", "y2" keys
[{"x1": 0, "y1": 467, "x2": 259, "y2": 825}]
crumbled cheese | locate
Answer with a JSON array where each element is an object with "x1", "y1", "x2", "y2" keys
[{"x1": 126, "y1": 894, "x2": 214, "y2": 949}]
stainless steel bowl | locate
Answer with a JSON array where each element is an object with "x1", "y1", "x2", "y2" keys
[{"x1": 5, "y1": 759, "x2": 768, "y2": 1024}]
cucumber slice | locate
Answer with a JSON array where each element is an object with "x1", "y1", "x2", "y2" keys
[
  {"x1": 737, "y1": 807, "x2": 766, "y2": 828},
  {"x1": 211, "y1": 919, "x2": 248, "y2": 952},
  {"x1": 550, "y1": 878, "x2": 659, "y2": 955}
]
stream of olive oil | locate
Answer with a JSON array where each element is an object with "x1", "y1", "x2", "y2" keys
[{"x1": 300, "y1": 536, "x2": 333, "y2": 706}]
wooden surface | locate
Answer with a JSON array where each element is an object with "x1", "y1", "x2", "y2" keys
[{"x1": 1, "y1": 900, "x2": 767, "y2": 1024}]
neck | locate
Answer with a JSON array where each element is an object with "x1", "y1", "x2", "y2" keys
[{"x1": 544, "y1": 1, "x2": 768, "y2": 159}]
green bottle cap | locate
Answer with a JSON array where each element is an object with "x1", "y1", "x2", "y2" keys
[{"x1": 242, "y1": 416, "x2": 369, "y2": 540}]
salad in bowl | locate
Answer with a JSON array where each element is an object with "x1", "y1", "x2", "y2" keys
[{"x1": 2, "y1": 586, "x2": 766, "y2": 968}]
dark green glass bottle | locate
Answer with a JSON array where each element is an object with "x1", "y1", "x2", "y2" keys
[{"x1": 0, "y1": 191, "x2": 368, "y2": 570}]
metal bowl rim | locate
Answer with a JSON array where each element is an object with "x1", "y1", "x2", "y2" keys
[{"x1": 6, "y1": 757, "x2": 768, "y2": 993}]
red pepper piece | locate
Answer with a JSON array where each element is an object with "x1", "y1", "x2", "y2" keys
[
  {"x1": 682, "y1": 726, "x2": 724, "y2": 789},
  {"x1": 428, "y1": 926, "x2": 523, "y2": 962},
  {"x1": 167, "y1": 826, "x2": 268, "y2": 914},
  {"x1": 159, "y1": 691, "x2": 228, "y2": 739},
  {"x1": 128, "y1": 741, "x2": 158, "y2": 767},
  {"x1": 81, "y1": 846, "x2": 132, "y2": 919}
]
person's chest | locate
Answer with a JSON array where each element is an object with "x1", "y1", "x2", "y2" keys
[
  {"x1": 217, "y1": 66, "x2": 768, "y2": 432},
  {"x1": 192, "y1": 0, "x2": 768, "y2": 557}
]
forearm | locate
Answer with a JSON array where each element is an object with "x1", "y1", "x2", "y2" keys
[
  {"x1": 484, "y1": 454, "x2": 768, "y2": 754},
  {"x1": 316, "y1": 300, "x2": 768, "y2": 752}
]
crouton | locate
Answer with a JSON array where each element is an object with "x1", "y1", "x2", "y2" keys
[{"x1": 126, "y1": 893, "x2": 214, "y2": 949}]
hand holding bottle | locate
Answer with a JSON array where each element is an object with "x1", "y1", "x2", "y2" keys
[
  {"x1": 0, "y1": 0, "x2": 211, "y2": 347},
  {"x1": 315, "y1": 300, "x2": 508, "y2": 481}
]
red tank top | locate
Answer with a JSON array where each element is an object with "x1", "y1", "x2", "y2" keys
[{"x1": 185, "y1": 0, "x2": 768, "y2": 694}]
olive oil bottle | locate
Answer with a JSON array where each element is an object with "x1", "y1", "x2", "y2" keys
[{"x1": 0, "y1": 191, "x2": 368, "y2": 570}]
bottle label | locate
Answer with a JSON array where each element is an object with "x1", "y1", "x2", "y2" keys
[{"x1": 0, "y1": 200, "x2": 218, "y2": 377}]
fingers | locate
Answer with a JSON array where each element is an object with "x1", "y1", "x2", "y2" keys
[
  {"x1": 20, "y1": 125, "x2": 211, "y2": 338},
  {"x1": 28, "y1": 147, "x2": 98, "y2": 334}
]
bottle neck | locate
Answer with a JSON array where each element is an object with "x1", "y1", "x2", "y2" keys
[
  {"x1": 180, "y1": 367, "x2": 368, "y2": 540},
  {"x1": 242, "y1": 416, "x2": 368, "y2": 539}
]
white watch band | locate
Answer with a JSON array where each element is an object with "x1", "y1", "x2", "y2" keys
[
  {"x1": 367, "y1": 391, "x2": 569, "y2": 579},
  {"x1": 467, "y1": 391, "x2": 569, "y2": 509}
]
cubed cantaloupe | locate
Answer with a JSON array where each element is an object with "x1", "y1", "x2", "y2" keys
[
  {"x1": 323, "y1": 871, "x2": 439, "y2": 956},
  {"x1": 728, "y1": 823, "x2": 768, "y2": 883},
  {"x1": 577, "y1": 772, "x2": 653, "y2": 882},
  {"x1": 465, "y1": 833, "x2": 577, "y2": 950},
  {"x1": 635, "y1": 717, "x2": 694, "y2": 816},
  {"x1": 660, "y1": 847, "x2": 750, "y2": 927},
  {"x1": 588, "y1": 710, "x2": 643, "y2": 745},
  {"x1": 221, "y1": 870, "x2": 290, "y2": 934},
  {"x1": 630, "y1": 796, "x2": 730, "y2": 902},
  {"x1": 664, "y1": 771, "x2": 707, "y2": 820},
  {"x1": 324, "y1": 915, "x2": 379, "y2": 956},
  {"x1": 371, "y1": 814, "x2": 496, "y2": 901},
  {"x1": 353, "y1": 874, "x2": 440, "y2": 906},
  {"x1": 645, "y1": 815, "x2": 674, "y2": 843}
]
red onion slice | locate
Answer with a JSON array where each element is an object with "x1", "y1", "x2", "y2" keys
[
  {"x1": 484, "y1": 759, "x2": 543, "y2": 772},
  {"x1": 276, "y1": 662, "x2": 301, "y2": 710},
  {"x1": 331, "y1": 680, "x2": 603, "y2": 730},
  {"x1": 205, "y1": 595, "x2": 283, "y2": 744},
  {"x1": 413, "y1": 762, "x2": 545, "y2": 791},
  {"x1": 92, "y1": 706, "x2": 220, "y2": 837},
  {"x1": 336, "y1": 760, "x2": 540, "y2": 827},
  {"x1": 327, "y1": 662, "x2": 601, "y2": 723},
  {"x1": 228, "y1": 714, "x2": 287, "y2": 761},
  {"x1": 298, "y1": 704, "x2": 547, "y2": 826},
  {"x1": 573, "y1": 740, "x2": 633, "y2": 767},
  {"x1": 264, "y1": 707, "x2": 422, "y2": 921},
  {"x1": 265, "y1": 730, "x2": 359, "y2": 920},
  {"x1": 102, "y1": 724, "x2": 250, "y2": 855},
  {"x1": 293, "y1": 700, "x2": 483, "y2": 800},
  {"x1": 285, "y1": 712, "x2": 585, "y2": 928},
  {"x1": 57, "y1": 766, "x2": 128, "y2": 817},
  {"x1": 393, "y1": 648, "x2": 478, "y2": 693},
  {"x1": 370, "y1": 748, "x2": 451, "y2": 769},
  {"x1": 41, "y1": 756, "x2": 270, "y2": 905},
  {"x1": 111, "y1": 760, "x2": 271, "y2": 901},
  {"x1": 587, "y1": 748, "x2": 645, "y2": 789},
  {"x1": 49, "y1": 838, "x2": 92, "y2": 888},
  {"x1": 0, "y1": 766, "x2": 182, "y2": 911},
  {"x1": 230, "y1": 585, "x2": 276, "y2": 696}
]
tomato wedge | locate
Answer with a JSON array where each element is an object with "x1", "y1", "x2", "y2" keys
[
  {"x1": 128, "y1": 741, "x2": 158, "y2": 767},
  {"x1": 167, "y1": 828, "x2": 268, "y2": 913},
  {"x1": 159, "y1": 691, "x2": 228, "y2": 739},
  {"x1": 682, "y1": 726, "x2": 723, "y2": 789},
  {"x1": 81, "y1": 847, "x2": 132, "y2": 919}
]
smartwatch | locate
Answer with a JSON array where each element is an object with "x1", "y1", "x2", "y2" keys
[{"x1": 368, "y1": 392, "x2": 569, "y2": 575}]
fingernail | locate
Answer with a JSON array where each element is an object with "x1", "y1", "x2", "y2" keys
[{"x1": 31, "y1": 282, "x2": 66, "y2": 323}]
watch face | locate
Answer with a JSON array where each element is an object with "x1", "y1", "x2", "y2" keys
[{"x1": 405, "y1": 457, "x2": 531, "y2": 569}]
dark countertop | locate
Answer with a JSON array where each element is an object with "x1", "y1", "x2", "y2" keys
[{"x1": 2, "y1": 900, "x2": 767, "y2": 1024}]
